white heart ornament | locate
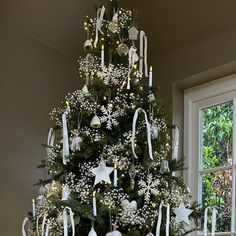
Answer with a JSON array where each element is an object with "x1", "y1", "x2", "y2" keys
[
  {"x1": 121, "y1": 200, "x2": 137, "y2": 211},
  {"x1": 106, "y1": 230, "x2": 122, "y2": 236}
]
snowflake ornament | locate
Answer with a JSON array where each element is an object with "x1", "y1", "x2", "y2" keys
[
  {"x1": 100, "y1": 103, "x2": 125, "y2": 130},
  {"x1": 138, "y1": 174, "x2": 160, "y2": 203}
]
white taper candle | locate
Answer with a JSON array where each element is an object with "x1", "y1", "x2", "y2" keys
[
  {"x1": 149, "y1": 66, "x2": 153, "y2": 87},
  {"x1": 93, "y1": 191, "x2": 97, "y2": 216},
  {"x1": 32, "y1": 199, "x2": 36, "y2": 217},
  {"x1": 114, "y1": 163, "x2": 118, "y2": 187},
  {"x1": 101, "y1": 45, "x2": 105, "y2": 67}
]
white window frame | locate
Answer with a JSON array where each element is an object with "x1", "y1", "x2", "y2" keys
[{"x1": 184, "y1": 75, "x2": 236, "y2": 235}]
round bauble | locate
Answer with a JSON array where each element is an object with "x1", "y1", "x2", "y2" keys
[
  {"x1": 108, "y1": 21, "x2": 119, "y2": 33},
  {"x1": 117, "y1": 43, "x2": 129, "y2": 57}
]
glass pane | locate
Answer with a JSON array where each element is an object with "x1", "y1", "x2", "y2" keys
[
  {"x1": 202, "y1": 169, "x2": 232, "y2": 232},
  {"x1": 201, "y1": 101, "x2": 233, "y2": 170}
]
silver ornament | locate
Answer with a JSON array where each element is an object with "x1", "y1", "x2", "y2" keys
[
  {"x1": 117, "y1": 43, "x2": 129, "y2": 57},
  {"x1": 160, "y1": 159, "x2": 170, "y2": 174},
  {"x1": 148, "y1": 93, "x2": 156, "y2": 103},
  {"x1": 108, "y1": 21, "x2": 119, "y2": 33},
  {"x1": 128, "y1": 26, "x2": 139, "y2": 41}
]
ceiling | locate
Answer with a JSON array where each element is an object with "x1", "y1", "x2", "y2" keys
[{"x1": 2, "y1": 0, "x2": 236, "y2": 59}]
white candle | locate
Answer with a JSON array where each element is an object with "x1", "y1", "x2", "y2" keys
[
  {"x1": 32, "y1": 199, "x2": 36, "y2": 217},
  {"x1": 172, "y1": 126, "x2": 179, "y2": 160},
  {"x1": 92, "y1": 191, "x2": 97, "y2": 216},
  {"x1": 139, "y1": 31, "x2": 144, "y2": 74},
  {"x1": 149, "y1": 66, "x2": 153, "y2": 87},
  {"x1": 101, "y1": 45, "x2": 105, "y2": 67},
  {"x1": 114, "y1": 163, "x2": 118, "y2": 187}
]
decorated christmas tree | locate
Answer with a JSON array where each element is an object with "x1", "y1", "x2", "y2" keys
[{"x1": 22, "y1": 1, "x2": 203, "y2": 235}]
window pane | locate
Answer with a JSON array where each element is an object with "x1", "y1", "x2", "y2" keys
[
  {"x1": 201, "y1": 101, "x2": 233, "y2": 170},
  {"x1": 202, "y1": 169, "x2": 232, "y2": 232}
]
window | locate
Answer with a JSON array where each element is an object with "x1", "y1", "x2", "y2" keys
[{"x1": 184, "y1": 75, "x2": 236, "y2": 235}]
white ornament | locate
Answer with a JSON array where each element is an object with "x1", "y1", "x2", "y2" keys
[
  {"x1": 37, "y1": 195, "x2": 46, "y2": 205},
  {"x1": 84, "y1": 39, "x2": 93, "y2": 51},
  {"x1": 100, "y1": 104, "x2": 124, "y2": 130},
  {"x1": 146, "y1": 233, "x2": 154, "y2": 236},
  {"x1": 91, "y1": 159, "x2": 114, "y2": 185},
  {"x1": 174, "y1": 203, "x2": 193, "y2": 225},
  {"x1": 138, "y1": 174, "x2": 159, "y2": 203},
  {"x1": 88, "y1": 226, "x2": 97, "y2": 236},
  {"x1": 61, "y1": 184, "x2": 71, "y2": 201},
  {"x1": 70, "y1": 135, "x2": 82, "y2": 151},
  {"x1": 128, "y1": 26, "x2": 139, "y2": 40},
  {"x1": 121, "y1": 200, "x2": 137, "y2": 211},
  {"x1": 82, "y1": 84, "x2": 89, "y2": 94},
  {"x1": 106, "y1": 231, "x2": 122, "y2": 236},
  {"x1": 90, "y1": 115, "x2": 101, "y2": 128}
]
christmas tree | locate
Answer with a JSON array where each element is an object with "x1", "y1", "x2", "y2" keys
[{"x1": 22, "y1": 1, "x2": 203, "y2": 235}]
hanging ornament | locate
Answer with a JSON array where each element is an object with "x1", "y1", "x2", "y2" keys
[
  {"x1": 108, "y1": 13, "x2": 119, "y2": 33},
  {"x1": 128, "y1": 26, "x2": 139, "y2": 41},
  {"x1": 204, "y1": 207, "x2": 217, "y2": 236},
  {"x1": 121, "y1": 199, "x2": 137, "y2": 211},
  {"x1": 37, "y1": 195, "x2": 46, "y2": 205},
  {"x1": 82, "y1": 84, "x2": 89, "y2": 94},
  {"x1": 129, "y1": 165, "x2": 136, "y2": 189},
  {"x1": 174, "y1": 203, "x2": 193, "y2": 225},
  {"x1": 146, "y1": 233, "x2": 154, "y2": 236},
  {"x1": 91, "y1": 159, "x2": 114, "y2": 185},
  {"x1": 84, "y1": 39, "x2": 93, "y2": 51},
  {"x1": 90, "y1": 114, "x2": 101, "y2": 128},
  {"x1": 88, "y1": 226, "x2": 97, "y2": 236},
  {"x1": 61, "y1": 184, "x2": 71, "y2": 201},
  {"x1": 151, "y1": 124, "x2": 159, "y2": 140},
  {"x1": 70, "y1": 132, "x2": 82, "y2": 152},
  {"x1": 148, "y1": 93, "x2": 156, "y2": 103},
  {"x1": 139, "y1": 30, "x2": 148, "y2": 77},
  {"x1": 172, "y1": 126, "x2": 179, "y2": 160},
  {"x1": 62, "y1": 103, "x2": 70, "y2": 165},
  {"x1": 156, "y1": 202, "x2": 170, "y2": 236},
  {"x1": 159, "y1": 159, "x2": 170, "y2": 174},
  {"x1": 46, "y1": 181, "x2": 62, "y2": 198},
  {"x1": 106, "y1": 231, "x2": 122, "y2": 236},
  {"x1": 38, "y1": 184, "x2": 48, "y2": 196},
  {"x1": 117, "y1": 43, "x2": 129, "y2": 57}
]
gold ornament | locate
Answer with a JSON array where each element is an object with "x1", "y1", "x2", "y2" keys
[
  {"x1": 108, "y1": 21, "x2": 119, "y2": 33},
  {"x1": 117, "y1": 43, "x2": 129, "y2": 57}
]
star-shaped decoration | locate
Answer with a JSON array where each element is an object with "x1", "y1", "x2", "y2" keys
[
  {"x1": 174, "y1": 203, "x2": 193, "y2": 225},
  {"x1": 91, "y1": 160, "x2": 114, "y2": 185}
]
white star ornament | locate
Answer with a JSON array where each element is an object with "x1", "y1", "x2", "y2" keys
[
  {"x1": 91, "y1": 160, "x2": 114, "y2": 185},
  {"x1": 174, "y1": 203, "x2": 193, "y2": 225}
]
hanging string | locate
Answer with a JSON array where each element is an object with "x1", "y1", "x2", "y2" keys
[
  {"x1": 132, "y1": 108, "x2": 153, "y2": 160},
  {"x1": 155, "y1": 202, "x2": 170, "y2": 236},
  {"x1": 63, "y1": 207, "x2": 75, "y2": 236},
  {"x1": 204, "y1": 207, "x2": 217, "y2": 236}
]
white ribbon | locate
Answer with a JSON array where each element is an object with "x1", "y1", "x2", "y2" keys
[
  {"x1": 45, "y1": 223, "x2": 49, "y2": 236},
  {"x1": 63, "y1": 207, "x2": 75, "y2": 236},
  {"x1": 127, "y1": 46, "x2": 139, "y2": 89},
  {"x1": 36, "y1": 212, "x2": 48, "y2": 236},
  {"x1": 139, "y1": 31, "x2": 148, "y2": 77},
  {"x1": 62, "y1": 184, "x2": 71, "y2": 201},
  {"x1": 22, "y1": 217, "x2": 29, "y2": 236},
  {"x1": 47, "y1": 128, "x2": 55, "y2": 147},
  {"x1": 172, "y1": 126, "x2": 179, "y2": 160},
  {"x1": 62, "y1": 109, "x2": 70, "y2": 165},
  {"x1": 94, "y1": 6, "x2": 106, "y2": 48},
  {"x1": 156, "y1": 202, "x2": 170, "y2": 236},
  {"x1": 132, "y1": 108, "x2": 153, "y2": 159},
  {"x1": 204, "y1": 207, "x2": 217, "y2": 236}
]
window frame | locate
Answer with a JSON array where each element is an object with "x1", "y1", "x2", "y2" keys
[{"x1": 184, "y1": 75, "x2": 236, "y2": 235}]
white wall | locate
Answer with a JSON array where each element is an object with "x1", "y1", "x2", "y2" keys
[{"x1": 0, "y1": 23, "x2": 79, "y2": 235}]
